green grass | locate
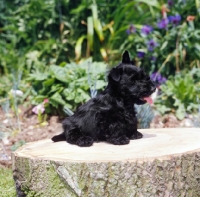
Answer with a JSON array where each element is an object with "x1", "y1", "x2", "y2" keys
[{"x1": 0, "y1": 167, "x2": 16, "y2": 197}]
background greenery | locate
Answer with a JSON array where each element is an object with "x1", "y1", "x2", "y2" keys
[
  {"x1": 0, "y1": 167, "x2": 16, "y2": 197},
  {"x1": 0, "y1": 0, "x2": 200, "y2": 118}
]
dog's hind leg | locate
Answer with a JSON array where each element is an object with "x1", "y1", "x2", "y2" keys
[
  {"x1": 66, "y1": 128, "x2": 94, "y2": 147},
  {"x1": 63, "y1": 119, "x2": 94, "y2": 147}
]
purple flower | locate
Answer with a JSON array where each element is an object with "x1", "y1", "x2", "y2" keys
[
  {"x1": 141, "y1": 25, "x2": 153, "y2": 35},
  {"x1": 168, "y1": 15, "x2": 181, "y2": 26},
  {"x1": 126, "y1": 24, "x2": 136, "y2": 34},
  {"x1": 150, "y1": 72, "x2": 167, "y2": 85},
  {"x1": 168, "y1": 0, "x2": 174, "y2": 7},
  {"x1": 146, "y1": 39, "x2": 158, "y2": 51},
  {"x1": 137, "y1": 51, "x2": 145, "y2": 58},
  {"x1": 150, "y1": 56, "x2": 157, "y2": 62},
  {"x1": 157, "y1": 18, "x2": 169, "y2": 29}
]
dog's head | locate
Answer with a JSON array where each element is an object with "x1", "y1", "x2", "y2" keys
[{"x1": 108, "y1": 50, "x2": 156, "y2": 105}]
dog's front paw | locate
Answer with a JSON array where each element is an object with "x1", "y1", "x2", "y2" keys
[
  {"x1": 108, "y1": 135, "x2": 130, "y2": 145},
  {"x1": 130, "y1": 131, "x2": 143, "y2": 140},
  {"x1": 76, "y1": 136, "x2": 94, "y2": 147}
]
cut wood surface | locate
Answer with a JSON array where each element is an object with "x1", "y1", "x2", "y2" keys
[{"x1": 12, "y1": 128, "x2": 200, "y2": 197}]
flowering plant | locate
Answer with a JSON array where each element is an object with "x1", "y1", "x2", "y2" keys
[
  {"x1": 125, "y1": 0, "x2": 200, "y2": 77},
  {"x1": 150, "y1": 72, "x2": 167, "y2": 86},
  {"x1": 32, "y1": 98, "x2": 49, "y2": 115},
  {"x1": 155, "y1": 68, "x2": 200, "y2": 119},
  {"x1": 32, "y1": 98, "x2": 49, "y2": 124}
]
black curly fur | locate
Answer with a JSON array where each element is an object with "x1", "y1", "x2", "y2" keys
[{"x1": 52, "y1": 51, "x2": 156, "y2": 146}]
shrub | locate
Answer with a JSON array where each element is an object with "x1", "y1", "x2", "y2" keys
[
  {"x1": 126, "y1": 0, "x2": 200, "y2": 76},
  {"x1": 27, "y1": 59, "x2": 107, "y2": 115},
  {"x1": 155, "y1": 68, "x2": 200, "y2": 119}
]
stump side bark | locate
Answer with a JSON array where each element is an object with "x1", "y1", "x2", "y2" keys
[{"x1": 12, "y1": 128, "x2": 200, "y2": 197}]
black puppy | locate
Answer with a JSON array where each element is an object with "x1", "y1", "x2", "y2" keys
[{"x1": 52, "y1": 51, "x2": 156, "y2": 146}]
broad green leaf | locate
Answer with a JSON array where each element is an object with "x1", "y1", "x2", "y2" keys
[
  {"x1": 154, "y1": 104, "x2": 171, "y2": 114},
  {"x1": 96, "y1": 80, "x2": 107, "y2": 89},
  {"x1": 75, "y1": 89, "x2": 90, "y2": 103},
  {"x1": 187, "y1": 103, "x2": 199, "y2": 111},
  {"x1": 43, "y1": 78, "x2": 55, "y2": 87},
  {"x1": 50, "y1": 92, "x2": 72, "y2": 109},
  {"x1": 28, "y1": 73, "x2": 49, "y2": 81},
  {"x1": 49, "y1": 84, "x2": 64, "y2": 94},
  {"x1": 34, "y1": 95, "x2": 46, "y2": 103},
  {"x1": 63, "y1": 88, "x2": 76, "y2": 101},
  {"x1": 50, "y1": 65, "x2": 68, "y2": 83}
]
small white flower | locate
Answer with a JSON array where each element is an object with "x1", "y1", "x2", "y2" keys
[{"x1": 10, "y1": 89, "x2": 24, "y2": 97}]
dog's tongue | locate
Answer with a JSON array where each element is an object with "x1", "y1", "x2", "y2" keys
[{"x1": 143, "y1": 97, "x2": 153, "y2": 105}]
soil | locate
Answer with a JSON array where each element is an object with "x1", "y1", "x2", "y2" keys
[
  {"x1": 0, "y1": 105, "x2": 195, "y2": 168},
  {"x1": 0, "y1": 106, "x2": 63, "y2": 168}
]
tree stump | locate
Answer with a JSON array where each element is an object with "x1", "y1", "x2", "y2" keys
[{"x1": 12, "y1": 128, "x2": 200, "y2": 197}]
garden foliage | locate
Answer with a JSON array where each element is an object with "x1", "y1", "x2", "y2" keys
[
  {"x1": 27, "y1": 59, "x2": 107, "y2": 115},
  {"x1": 0, "y1": 0, "x2": 200, "y2": 119},
  {"x1": 155, "y1": 68, "x2": 200, "y2": 119}
]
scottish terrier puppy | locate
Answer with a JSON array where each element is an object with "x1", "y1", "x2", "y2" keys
[{"x1": 52, "y1": 51, "x2": 156, "y2": 146}]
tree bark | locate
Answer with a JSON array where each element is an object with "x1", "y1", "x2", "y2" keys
[{"x1": 12, "y1": 128, "x2": 200, "y2": 197}]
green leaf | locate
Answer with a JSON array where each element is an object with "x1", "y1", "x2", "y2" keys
[
  {"x1": 75, "y1": 89, "x2": 90, "y2": 103},
  {"x1": 96, "y1": 80, "x2": 107, "y2": 89},
  {"x1": 87, "y1": 16, "x2": 94, "y2": 50},
  {"x1": 34, "y1": 95, "x2": 46, "y2": 103},
  {"x1": 75, "y1": 35, "x2": 87, "y2": 60},
  {"x1": 175, "y1": 104, "x2": 185, "y2": 120},
  {"x1": 155, "y1": 104, "x2": 171, "y2": 114},
  {"x1": 91, "y1": 4, "x2": 104, "y2": 41},
  {"x1": 50, "y1": 65, "x2": 68, "y2": 83},
  {"x1": 28, "y1": 73, "x2": 49, "y2": 81},
  {"x1": 50, "y1": 92, "x2": 72, "y2": 109},
  {"x1": 160, "y1": 41, "x2": 168, "y2": 50},
  {"x1": 43, "y1": 78, "x2": 55, "y2": 86},
  {"x1": 49, "y1": 84, "x2": 64, "y2": 94},
  {"x1": 63, "y1": 88, "x2": 76, "y2": 101}
]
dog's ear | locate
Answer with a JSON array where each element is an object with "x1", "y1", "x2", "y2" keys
[
  {"x1": 108, "y1": 67, "x2": 121, "y2": 82},
  {"x1": 122, "y1": 50, "x2": 131, "y2": 64}
]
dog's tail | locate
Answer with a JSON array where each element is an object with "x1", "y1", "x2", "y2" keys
[{"x1": 51, "y1": 133, "x2": 66, "y2": 142}]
